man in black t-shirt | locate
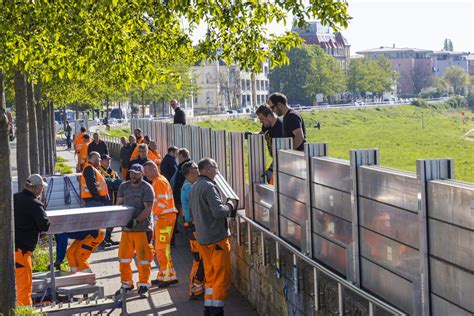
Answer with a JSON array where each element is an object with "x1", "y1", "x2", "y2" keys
[
  {"x1": 255, "y1": 105, "x2": 284, "y2": 184},
  {"x1": 268, "y1": 92, "x2": 306, "y2": 151}
]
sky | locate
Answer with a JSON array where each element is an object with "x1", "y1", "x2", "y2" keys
[{"x1": 193, "y1": 0, "x2": 474, "y2": 55}]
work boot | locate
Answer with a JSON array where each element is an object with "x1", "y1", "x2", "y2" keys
[
  {"x1": 156, "y1": 279, "x2": 179, "y2": 288},
  {"x1": 107, "y1": 239, "x2": 120, "y2": 246},
  {"x1": 189, "y1": 293, "x2": 204, "y2": 301},
  {"x1": 114, "y1": 284, "x2": 134, "y2": 297},
  {"x1": 137, "y1": 286, "x2": 149, "y2": 298}
]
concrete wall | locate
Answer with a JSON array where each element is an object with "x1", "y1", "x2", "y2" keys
[{"x1": 229, "y1": 221, "x2": 370, "y2": 316}]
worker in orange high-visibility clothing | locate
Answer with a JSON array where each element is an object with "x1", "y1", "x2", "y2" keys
[
  {"x1": 143, "y1": 161, "x2": 179, "y2": 288},
  {"x1": 115, "y1": 163, "x2": 155, "y2": 298},
  {"x1": 181, "y1": 161, "x2": 205, "y2": 299},
  {"x1": 73, "y1": 126, "x2": 88, "y2": 154},
  {"x1": 67, "y1": 151, "x2": 109, "y2": 272},
  {"x1": 147, "y1": 140, "x2": 162, "y2": 166},
  {"x1": 134, "y1": 128, "x2": 144, "y2": 144},
  {"x1": 77, "y1": 134, "x2": 91, "y2": 171},
  {"x1": 189, "y1": 158, "x2": 237, "y2": 316},
  {"x1": 14, "y1": 174, "x2": 50, "y2": 306}
]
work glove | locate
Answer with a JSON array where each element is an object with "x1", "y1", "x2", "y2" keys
[
  {"x1": 126, "y1": 218, "x2": 139, "y2": 229},
  {"x1": 227, "y1": 199, "x2": 238, "y2": 218},
  {"x1": 262, "y1": 168, "x2": 273, "y2": 183}
]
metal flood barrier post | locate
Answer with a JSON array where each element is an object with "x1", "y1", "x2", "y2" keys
[{"x1": 200, "y1": 127, "x2": 212, "y2": 158}]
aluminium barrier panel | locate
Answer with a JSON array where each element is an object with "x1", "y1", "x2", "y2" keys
[
  {"x1": 200, "y1": 127, "x2": 212, "y2": 159},
  {"x1": 272, "y1": 138, "x2": 293, "y2": 235},
  {"x1": 229, "y1": 132, "x2": 246, "y2": 210},
  {"x1": 166, "y1": 123, "x2": 175, "y2": 147},
  {"x1": 276, "y1": 148, "x2": 307, "y2": 250},
  {"x1": 182, "y1": 125, "x2": 193, "y2": 155},
  {"x1": 248, "y1": 134, "x2": 267, "y2": 224},
  {"x1": 190, "y1": 126, "x2": 202, "y2": 161},
  {"x1": 421, "y1": 160, "x2": 473, "y2": 316},
  {"x1": 211, "y1": 130, "x2": 227, "y2": 179},
  {"x1": 173, "y1": 124, "x2": 184, "y2": 148},
  {"x1": 357, "y1": 165, "x2": 421, "y2": 315}
]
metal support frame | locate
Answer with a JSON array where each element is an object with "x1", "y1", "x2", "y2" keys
[
  {"x1": 303, "y1": 142, "x2": 328, "y2": 257},
  {"x1": 247, "y1": 221, "x2": 252, "y2": 255},
  {"x1": 313, "y1": 267, "x2": 320, "y2": 312},
  {"x1": 272, "y1": 138, "x2": 293, "y2": 235},
  {"x1": 349, "y1": 149, "x2": 379, "y2": 286},
  {"x1": 275, "y1": 241, "x2": 281, "y2": 279},
  {"x1": 416, "y1": 158, "x2": 454, "y2": 316},
  {"x1": 293, "y1": 254, "x2": 299, "y2": 294},
  {"x1": 260, "y1": 232, "x2": 266, "y2": 266}
]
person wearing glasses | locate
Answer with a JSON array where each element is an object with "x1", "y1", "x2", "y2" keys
[
  {"x1": 189, "y1": 158, "x2": 237, "y2": 315},
  {"x1": 267, "y1": 92, "x2": 306, "y2": 151}
]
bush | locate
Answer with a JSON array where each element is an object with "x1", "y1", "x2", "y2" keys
[
  {"x1": 467, "y1": 93, "x2": 474, "y2": 109},
  {"x1": 10, "y1": 306, "x2": 38, "y2": 315},
  {"x1": 410, "y1": 98, "x2": 430, "y2": 108},
  {"x1": 446, "y1": 96, "x2": 467, "y2": 108}
]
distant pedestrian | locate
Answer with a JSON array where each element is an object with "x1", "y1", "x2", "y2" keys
[
  {"x1": 160, "y1": 146, "x2": 178, "y2": 182},
  {"x1": 65, "y1": 121, "x2": 73, "y2": 150},
  {"x1": 170, "y1": 99, "x2": 186, "y2": 125},
  {"x1": 73, "y1": 126, "x2": 88, "y2": 156},
  {"x1": 268, "y1": 92, "x2": 306, "y2": 151},
  {"x1": 88, "y1": 132, "x2": 109, "y2": 156}
]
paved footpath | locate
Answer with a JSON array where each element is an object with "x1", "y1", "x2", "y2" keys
[{"x1": 56, "y1": 145, "x2": 258, "y2": 316}]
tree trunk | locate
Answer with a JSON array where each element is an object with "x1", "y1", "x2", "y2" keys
[
  {"x1": 50, "y1": 102, "x2": 56, "y2": 170},
  {"x1": 27, "y1": 81, "x2": 39, "y2": 174},
  {"x1": 43, "y1": 106, "x2": 51, "y2": 174},
  {"x1": 0, "y1": 70, "x2": 16, "y2": 314},
  {"x1": 35, "y1": 83, "x2": 45, "y2": 175},
  {"x1": 14, "y1": 71, "x2": 30, "y2": 190}
]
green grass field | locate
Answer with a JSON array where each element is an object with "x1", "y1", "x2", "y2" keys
[{"x1": 197, "y1": 105, "x2": 474, "y2": 183}]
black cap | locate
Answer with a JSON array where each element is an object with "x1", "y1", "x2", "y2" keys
[{"x1": 101, "y1": 154, "x2": 111, "y2": 160}]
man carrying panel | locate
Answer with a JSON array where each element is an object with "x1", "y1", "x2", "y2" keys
[
  {"x1": 116, "y1": 164, "x2": 155, "y2": 297},
  {"x1": 143, "y1": 161, "x2": 179, "y2": 287},
  {"x1": 14, "y1": 174, "x2": 50, "y2": 306},
  {"x1": 189, "y1": 158, "x2": 237, "y2": 316}
]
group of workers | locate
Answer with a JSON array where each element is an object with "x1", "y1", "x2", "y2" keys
[{"x1": 13, "y1": 93, "x2": 304, "y2": 316}]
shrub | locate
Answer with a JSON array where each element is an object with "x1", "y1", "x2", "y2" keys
[
  {"x1": 411, "y1": 98, "x2": 430, "y2": 108},
  {"x1": 467, "y1": 93, "x2": 474, "y2": 109},
  {"x1": 446, "y1": 96, "x2": 467, "y2": 108}
]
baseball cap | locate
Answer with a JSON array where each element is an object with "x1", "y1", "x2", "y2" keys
[
  {"x1": 101, "y1": 154, "x2": 112, "y2": 160},
  {"x1": 129, "y1": 164, "x2": 144, "y2": 174},
  {"x1": 26, "y1": 174, "x2": 48, "y2": 187}
]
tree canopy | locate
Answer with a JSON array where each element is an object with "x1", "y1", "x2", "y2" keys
[{"x1": 443, "y1": 66, "x2": 471, "y2": 95}]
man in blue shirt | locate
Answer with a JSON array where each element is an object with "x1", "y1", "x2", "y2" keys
[{"x1": 180, "y1": 160, "x2": 205, "y2": 300}]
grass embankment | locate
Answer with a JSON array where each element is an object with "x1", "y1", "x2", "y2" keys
[
  {"x1": 197, "y1": 105, "x2": 474, "y2": 183},
  {"x1": 55, "y1": 156, "x2": 74, "y2": 174},
  {"x1": 101, "y1": 127, "x2": 130, "y2": 138}
]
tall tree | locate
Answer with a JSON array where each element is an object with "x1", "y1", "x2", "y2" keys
[
  {"x1": 14, "y1": 71, "x2": 30, "y2": 190},
  {"x1": 444, "y1": 66, "x2": 471, "y2": 95},
  {"x1": 0, "y1": 70, "x2": 15, "y2": 313},
  {"x1": 442, "y1": 38, "x2": 454, "y2": 52},
  {"x1": 27, "y1": 81, "x2": 39, "y2": 174}
]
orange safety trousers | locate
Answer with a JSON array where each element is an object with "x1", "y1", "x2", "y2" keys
[
  {"x1": 199, "y1": 238, "x2": 231, "y2": 308},
  {"x1": 154, "y1": 213, "x2": 177, "y2": 282},
  {"x1": 120, "y1": 167, "x2": 128, "y2": 181},
  {"x1": 15, "y1": 249, "x2": 33, "y2": 306},
  {"x1": 188, "y1": 237, "x2": 205, "y2": 296},
  {"x1": 119, "y1": 231, "x2": 153, "y2": 288},
  {"x1": 67, "y1": 229, "x2": 106, "y2": 272}
]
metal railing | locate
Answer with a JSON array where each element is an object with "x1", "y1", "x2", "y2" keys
[{"x1": 235, "y1": 213, "x2": 407, "y2": 316}]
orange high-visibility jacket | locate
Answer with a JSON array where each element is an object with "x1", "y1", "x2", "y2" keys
[
  {"x1": 151, "y1": 175, "x2": 178, "y2": 217},
  {"x1": 129, "y1": 146, "x2": 139, "y2": 162},
  {"x1": 148, "y1": 150, "x2": 162, "y2": 166},
  {"x1": 80, "y1": 163, "x2": 109, "y2": 198},
  {"x1": 73, "y1": 132, "x2": 88, "y2": 153},
  {"x1": 136, "y1": 136, "x2": 143, "y2": 144},
  {"x1": 78, "y1": 141, "x2": 91, "y2": 165}
]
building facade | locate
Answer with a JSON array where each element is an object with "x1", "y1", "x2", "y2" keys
[
  {"x1": 432, "y1": 51, "x2": 470, "y2": 76},
  {"x1": 292, "y1": 21, "x2": 351, "y2": 70},
  {"x1": 192, "y1": 60, "x2": 270, "y2": 114}
]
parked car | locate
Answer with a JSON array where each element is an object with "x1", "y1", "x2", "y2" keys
[
  {"x1": 226, "y1": 110, "x2": 238, "y2": 115},
  {"x1": 144, "y1": 115, "x2": 154, "y2": 120}
]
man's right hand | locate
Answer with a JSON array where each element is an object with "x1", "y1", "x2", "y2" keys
[{"x1": 227, "y1": 199, "x2": 238, "y2": 218}]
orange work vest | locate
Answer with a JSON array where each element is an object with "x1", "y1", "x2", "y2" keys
[
  {"x1": 136, "y1": 136, "x2": 143, "y2": 144},
  {"x1": 74, "y1": 132, "x2": 88, "y2": 153},
  {"x1": 148, "y1": 150, "x2": 162, "y2": 166},
  {"x1": 78, "y1": 141, "x2": 91, "y2": 165},
  {"x1": 80, "y1": 163, "x2": 109, "y2": 198},
  {"x1": 151, "y1": 175, "x2": 177, "y2": 217},
  {"x1": 130, "y1": 146, "x2": 139, "y2": 162}
]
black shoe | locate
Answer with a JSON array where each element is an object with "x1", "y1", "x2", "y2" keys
[
  {"x1": 151, "y1": 279, "x2": 161, "y2": 285},
  {"x1": 137, "y1": 286, "x2": 149, "y2": 298},
  {"x1": 114, "y1": 285, "x2": 134, "y2": 297},
  {"x1": 108, "y1": 240, "x2": 120, "y2": 246},
  {"x1": 157, "y1": 279, "x2": 179, "y2": 288}
]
